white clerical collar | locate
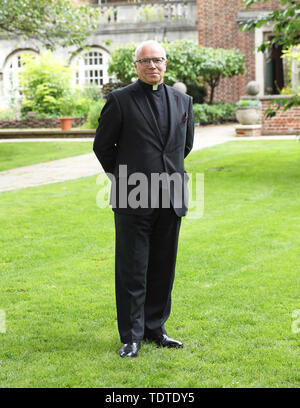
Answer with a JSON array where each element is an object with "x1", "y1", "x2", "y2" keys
[{"x1": 138, "y1": 79, "x2": 163, "y2": 92}]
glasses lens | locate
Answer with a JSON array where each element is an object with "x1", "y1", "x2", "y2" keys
[
  {"x1": 152, "y1": 58, "x2": 164, "y2": 65},
  {"x1": 138, "y1": 58, "x2": 164, "y2": 65}
]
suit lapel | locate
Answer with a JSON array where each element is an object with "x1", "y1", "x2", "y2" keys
[{"x1": 130, "y1": 83, "x2": 164, "y2": 146}]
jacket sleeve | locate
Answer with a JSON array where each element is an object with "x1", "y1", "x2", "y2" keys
[
  {"x1": 93, "y1": 92, "x2": 122, "y2": 175},
  {"x1": 184, "y1": 96, "x2": 194, "y2": 159}
]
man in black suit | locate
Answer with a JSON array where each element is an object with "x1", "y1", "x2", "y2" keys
[{"x1": 93, "y1": 40, "x2": 194, "y2": 358}]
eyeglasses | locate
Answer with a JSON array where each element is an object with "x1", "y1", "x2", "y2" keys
[{"x1": 135, "y1": 57, "x2": 166, "y2": 66}]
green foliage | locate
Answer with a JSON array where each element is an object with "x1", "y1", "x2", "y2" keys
[
  {"x1": 236, "y1": 99, "x2": 262, "y2": 107},
  {"x1": 80, "y1": 84, "x2": 103, "y2": 102},
  {"x1": 163, "y1": 40, "x2": 202, "y2": 85},
  {"x1": 82, "y1": 100, "x2": 106, "y2": 129},
  {"x1": 0, "y1": 0, "x2": 99, "y2": 49},
  {"x1": 18, "y1": 51, "x2": 103, "y2": 119},
  {"x1": 193, "y1": 102, "x2": 237, "y2": 125},
  {"x1": 108, "y1": 43, "x2": 137, "y2": 84},
  {"x1": 58, "y1": 89, "x2": 100, "y2": 118},
  {"x1": 19, "y1": 51, "x2": 73, "y2": 117},
  {"x1": 0, "y1": 109, "x2": 15, "y2": 119},
  {"x1": 242, "y1": 0, "x2": 300, "y2": 52},
  {"x1": 198, "y1": 47, "x2": 246, "y2": 104}
]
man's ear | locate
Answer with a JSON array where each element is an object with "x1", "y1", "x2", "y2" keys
[{"x1": 165, "y1": 59, "x2": 168, "y2": 67}]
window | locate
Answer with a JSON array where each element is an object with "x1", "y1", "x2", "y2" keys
[
  {"x1": 73, "y1": 49, "x2": 110, "y2": 87},
  {"x1": 3, "y1": 51, "x2": 38, "y2": 104}
]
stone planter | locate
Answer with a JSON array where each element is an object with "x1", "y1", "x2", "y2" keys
[{"x1": 236, "y1": 107, "x2": 261, "y2": 125}]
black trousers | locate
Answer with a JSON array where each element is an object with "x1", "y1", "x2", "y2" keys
[{"x1": 114, "y1": 206, "x2": 182, "y2": 343}]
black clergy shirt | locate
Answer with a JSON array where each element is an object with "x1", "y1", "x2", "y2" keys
[{"x1": 138, "y1": 79, "x2": 170, "y2": 145}]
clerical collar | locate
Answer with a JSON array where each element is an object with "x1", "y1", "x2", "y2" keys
[{"x1": 138, "y1": 79, "x2": 164, "y2": 92}]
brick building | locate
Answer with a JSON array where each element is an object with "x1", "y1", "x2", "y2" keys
[{"x1": 196, "y1": 0, "x2": 298, "y2": 102}]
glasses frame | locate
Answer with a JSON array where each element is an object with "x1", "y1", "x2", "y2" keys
[{"x1": 135, "y1": 57, "x2": 166, "y2": 66}]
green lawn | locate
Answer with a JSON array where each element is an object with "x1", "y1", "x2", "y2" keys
[
  {"x1": 0, "y1": 140, "x2": 299, "y2": 388},
  {"x1": 0, "y1": 141, "x2": 93, "y2": 171}
]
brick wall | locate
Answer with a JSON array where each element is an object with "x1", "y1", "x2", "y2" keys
[
  {"x1": 0, "y1": 117, "x2": 86, "y2": 129},
  {"x1": 196, "y1": 0, "x2": 282, "y2": 103},
  {"x1": 260, "y1": 97, "x2": 300, "y2": 135}
]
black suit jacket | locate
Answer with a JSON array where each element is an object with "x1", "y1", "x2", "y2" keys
[{"x1": 93, "y1": 80, "x2": 194, "y2": 217}]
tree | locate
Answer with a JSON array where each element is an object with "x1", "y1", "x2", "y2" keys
[
  {"x1": 0, "y1": 0, "x2": 99, "y2": 49},
  {"x1": 241, "y1": 0, "x2": 300, "y2": 52},
  {"x1": 198, "y1": 47, "x2": 246, "y2": 104},
  {"x1": 163, "y1": 40, "x2": 203, "y2": 86},
  {"x1": 241, "y1": 0, "x2": 300, "y2": 114},
  {"x1": 108, "y1": 43, "x2": 137, "y2": 84},
  {"x1": 164, "y1": 42, "x2": 245, "y2": 104}
]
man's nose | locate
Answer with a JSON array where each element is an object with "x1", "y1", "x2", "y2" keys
[{"x1": 148, "y1": 59, "x2": 156, "y2": 67}]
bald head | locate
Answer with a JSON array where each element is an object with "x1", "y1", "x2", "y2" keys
[{"x1": 134, "y1": 40, "x2": 166, "y2": 61}]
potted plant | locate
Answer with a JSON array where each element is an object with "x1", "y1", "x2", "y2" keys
[
  {"x1": 58, "y1": 94, "x2": 76, "y2": 130},
  {"x1": 236, "y1": 99, "x2": 262, "y2": 125}
]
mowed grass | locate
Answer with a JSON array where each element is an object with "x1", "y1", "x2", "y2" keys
[
  {"x1": 0, "y1": 141, "x2": 93, "y2": 171},
  {"x1": 0, "y1": 140, "x2": 299, "y2": 388}
]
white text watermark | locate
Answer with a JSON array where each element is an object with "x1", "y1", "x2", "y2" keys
[{"x1": 96, "y1": 166, "x2": 204, "y2": 219}]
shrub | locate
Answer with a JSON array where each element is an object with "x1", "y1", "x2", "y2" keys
[
  {"x1": 193, "y1": 102, "x2": 237, "y2": 125},
  {"x1": 19, "y1": 51, "x2": 73, "y2": 117},
  {"x1": 192, "y1": 104, "x2": 208, "y2": 124},
  {"x1": 82, "y1": 99, "x2": 106, "y2": 129}
]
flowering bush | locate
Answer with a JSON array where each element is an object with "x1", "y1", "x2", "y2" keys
[{"x1": 281, "y1": 86, "x2": 300, "y2": 96}]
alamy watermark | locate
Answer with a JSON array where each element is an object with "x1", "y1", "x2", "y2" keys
[
  {"x1": 0, "y1": 309, "x2": 6, "y2": 333},
  {"x1": 96, "y1": 166, "x2": 204, "y2": 219}
]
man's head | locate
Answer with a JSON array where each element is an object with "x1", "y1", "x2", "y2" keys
[{"x1": 134, "y1": 40, "x2": 167, "y2": 85}]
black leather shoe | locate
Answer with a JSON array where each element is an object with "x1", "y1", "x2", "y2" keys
[
  {"x1": 119, "y1": 342, "x2": 141, "y2": 358},
  {"x1": 145, "y1": 334, "x2": 184, "y2": 348}
]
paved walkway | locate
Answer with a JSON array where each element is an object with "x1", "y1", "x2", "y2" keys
[{"x1": 0, "y1": 125, "x2": 297, "y2": 193}]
